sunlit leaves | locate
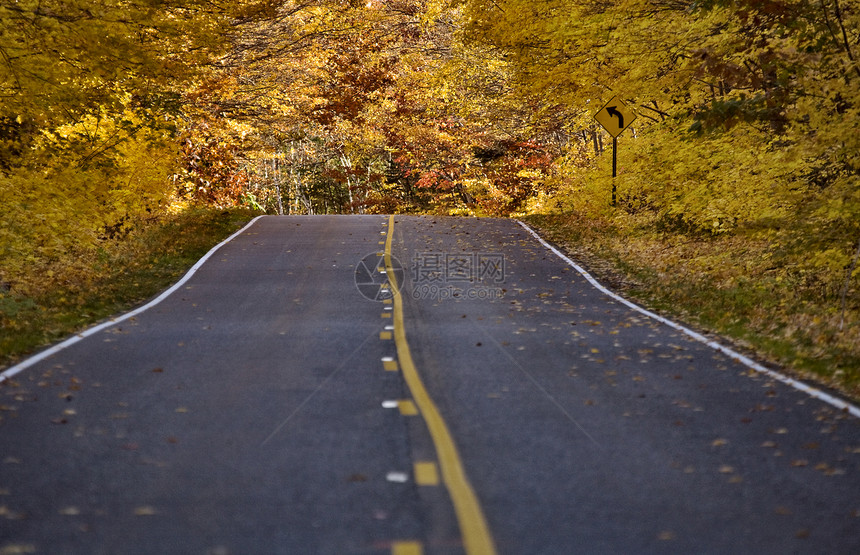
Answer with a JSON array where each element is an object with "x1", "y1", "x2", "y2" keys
[{"x1": 0, "y1": 0, "x2": 249, "y2": 287}]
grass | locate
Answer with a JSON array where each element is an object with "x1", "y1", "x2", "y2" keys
[
  {"x1": 522, "y1": 213, "x2": 860, "y2": 402},
  {"x1": 0, "y1": 207, "x2": 259, "y2": 371}
]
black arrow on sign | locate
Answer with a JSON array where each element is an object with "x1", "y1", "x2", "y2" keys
[{"x1": 606, "y1": 106, "x2": 624, "y2": 128}]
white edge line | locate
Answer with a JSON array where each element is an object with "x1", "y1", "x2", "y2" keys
[
  {"x1": 0, "y1": 215, "x2": 266, "y2": 384},
  {"x1": 516, "y1": 219, "x2": 860, "y2": 419}
]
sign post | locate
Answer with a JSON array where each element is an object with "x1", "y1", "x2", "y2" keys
[{"x1": 594, "y1": 94, "x2": 637, "y2": 206}]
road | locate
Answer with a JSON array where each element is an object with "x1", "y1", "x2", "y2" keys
[{"x1": 1, "y1": 215, "x2": 858, "y2": 554}]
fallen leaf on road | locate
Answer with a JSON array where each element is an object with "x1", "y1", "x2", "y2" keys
[
  {"x1": 133, "y1": 506, "x2": 157, "y2": 516},
  {"x1": 0, "y1": 506, "x2": 25, "y2": 520},
  {"x1": 0, "y1": 544, "x2": 37, "y2": 554}
]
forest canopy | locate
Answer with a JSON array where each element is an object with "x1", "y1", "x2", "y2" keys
[{"x1": 3, "y1": 1, "x2": 858, "y2": 218}]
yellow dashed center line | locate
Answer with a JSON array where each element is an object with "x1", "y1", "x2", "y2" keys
[
  {"x1": 392, "y1": 541, "x2": 423, "y2": 555},
  {"x1": 397, "y1": 399, "x2": 419, "y2": 416},
  {"x1": 382, "y1": 358, "x2": 399, "y2": 372},
  {"x1": 414, "y1": 461, "x2": 440, "y2": 486},
  {"x1": 383, "y1": 215, "x2": 497, "y2": 555}
]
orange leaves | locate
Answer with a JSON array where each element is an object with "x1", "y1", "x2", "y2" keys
[{"x1": 180, "y1": 130, "x2": 250, "y2": 207}]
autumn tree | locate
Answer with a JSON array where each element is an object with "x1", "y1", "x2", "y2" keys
[
  {"x1": 0, "y1": 0, "x2": 263, "y2": 289},
  {"x1": 181, "y1": 0, "x2": 560, "y2": 215}
]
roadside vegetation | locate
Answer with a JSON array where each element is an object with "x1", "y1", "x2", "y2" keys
[
  {"x1": 2, "y1": 1, "x2": 858, "y2": 398},
  {"x1": 0, "y1": 208, "x2": 258, "y2": 369},
  {"x1": 523, "y1": 213, "x2": 860, "y2": 400}
]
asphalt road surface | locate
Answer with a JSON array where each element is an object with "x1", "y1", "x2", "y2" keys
[{"x1": 1, "y1": 215, "x2": 858, "y2": 554}]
